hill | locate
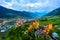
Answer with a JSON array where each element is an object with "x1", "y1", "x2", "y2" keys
[
  {"x1": 46, "y1": 7, "x2": 60, "y2": 16},
  {"x1": 0, "y1": 6, "x2": 42, "y2": 19}
]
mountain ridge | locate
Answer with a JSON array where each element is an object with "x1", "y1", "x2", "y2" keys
[
  {"x1": 0, "y1": 6, "x2": 42, "y2": 19},
  {"x1": 46, "y1": 7, "x2": 60, "y2": 16}
]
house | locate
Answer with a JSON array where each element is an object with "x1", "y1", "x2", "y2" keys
[{"x1": 0, "y1": 23, "x2": 3, "y2": 28}]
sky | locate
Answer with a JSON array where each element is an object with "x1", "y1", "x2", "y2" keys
[{"x1": 0, "y1": 0, "x2": 60, "y2": 13}]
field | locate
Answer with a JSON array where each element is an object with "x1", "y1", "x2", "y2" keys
[{"x1": 0, "y1": 16, "x2": 60, "y2": 40}]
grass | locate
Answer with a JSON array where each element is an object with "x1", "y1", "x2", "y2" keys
[
  {"x1": 0, "y1": 16, "x2": 60, "y2": 40},
  {"x1": 0, "y1": 32, "x2": 2, "y2": 40}
]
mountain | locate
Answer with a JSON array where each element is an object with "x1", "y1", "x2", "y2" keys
[
  {"x1": 46, "y1": 7, "x2": 60, "y2": 16},
  {"x1": 0, "y1": 6, "x2": 42, "y2": 19}
]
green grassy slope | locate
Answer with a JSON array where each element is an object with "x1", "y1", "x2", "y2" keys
[{"x1": 0, "y1": 16, "x2": 60, "y2": 40}]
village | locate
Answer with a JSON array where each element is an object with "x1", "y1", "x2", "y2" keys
[{"x1": 0, "y1": 18, "x2": 27, "y2": 32}]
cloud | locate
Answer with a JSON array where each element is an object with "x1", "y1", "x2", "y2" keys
[
  {"x1": 0, "y1": 0, "x2": 48, "y2": 8},
  {"x1": 22, "y1": 3, "x2": 45, "y2": 8},
  {"x1": 0, "y1": 0, "x2": 14, "y2": 9},
  {"x1": 0, "y1": 0, "x2": 60, "y2": 13},
  {"x1": 18, "y1": 0, "x2": 49, "y2": 8}
]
